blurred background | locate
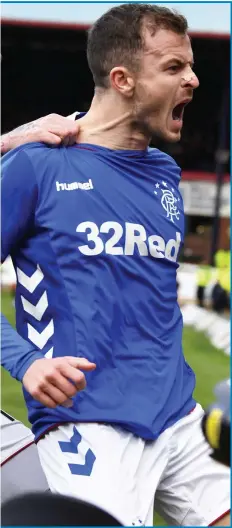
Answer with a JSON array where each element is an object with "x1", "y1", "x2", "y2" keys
[{"x1": 1, "y1": 3, "x2": 230, "y2": 524}]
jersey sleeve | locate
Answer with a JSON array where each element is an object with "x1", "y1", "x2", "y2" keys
[
  {"x1": 1, "y1": 314, "x2": 44, "y2": 381},
  {"x1": 1, "y1": 148, "x2": 38, "y2": 262},
  {"x1": 1, "y1": 148, "x2": 44, "y2": 381}
]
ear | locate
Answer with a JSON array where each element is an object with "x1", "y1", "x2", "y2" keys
[{"x1": 109, "y1": 67, "x2": 135, "y2": 97}]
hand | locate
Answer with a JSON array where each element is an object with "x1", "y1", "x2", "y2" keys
[
  {"x1": 1, "y1": 113, "x2": 80, "y2": 153},
  {"x1": 22, "y1": 356, "x2": 96, "y2": 408}
]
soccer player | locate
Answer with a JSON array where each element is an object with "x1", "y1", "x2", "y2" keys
[{"x1": 1, "y1": 4, "x2": 230, "y2": 526}]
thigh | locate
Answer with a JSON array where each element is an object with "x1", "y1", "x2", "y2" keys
[
  {"x1": 37, "y1": 422, "x2": 147, "y2": 526},
  {"x1": 155, "y1": 405, "x2": 230, "y2": 526},
  {"x1": 136, "y1": 428, "x2": 171, "y2": 526}
]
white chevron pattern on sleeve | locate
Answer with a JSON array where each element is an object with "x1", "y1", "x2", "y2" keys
[
  {"x1": 28, "y1": 320, "x2": 54, "y2": 350},
  {"x1": 45, "y1": 347, "x2": 54, "y2": 359},
  {"x1": 18, "y1": 264, "x2": 54, "y2": 357},
  {"x1": 17, "y1": 265, "x2": 44, "y2": 293},
  {"x1": 21, "y1": 291, "x2": 48, "y2": 321}
]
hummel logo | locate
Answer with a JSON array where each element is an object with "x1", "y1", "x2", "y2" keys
[{"x1": 56, "y1": 179, "x2": 93, "y2": 191}]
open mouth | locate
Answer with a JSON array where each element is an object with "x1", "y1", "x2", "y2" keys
[{"x1": 172, "y1": 102, "x2": 186, "y2": 121}]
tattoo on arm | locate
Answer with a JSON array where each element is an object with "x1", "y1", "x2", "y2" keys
[
  {"x1": 1, "y1": 121, "x2": 40, "y2": 153},
  {"x1": 9, "y1": 121, "x2": 38, "y2": 133}
]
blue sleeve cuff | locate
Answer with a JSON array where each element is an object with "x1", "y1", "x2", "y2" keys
[
  {"x1": 16, "y1": 351, "x2": 45, "y2": 382},
  {"x1": 1, "y1": 313, "x2": 45, "y2": 381}
]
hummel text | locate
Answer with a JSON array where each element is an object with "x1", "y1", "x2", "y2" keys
[{"x1": 56, "y1": 179, "x2": 93, "y2": 191}]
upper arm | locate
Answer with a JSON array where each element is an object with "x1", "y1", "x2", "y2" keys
[{"x1": 1, "y1": 149, "x2": 38, "y2": 262}]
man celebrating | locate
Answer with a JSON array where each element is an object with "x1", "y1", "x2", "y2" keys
[{"x1": 1, "y1": 4, "x2": 230, "y2": 526}]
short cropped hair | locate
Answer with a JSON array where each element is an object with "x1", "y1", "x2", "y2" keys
[{"x1": 87, "y1": 3, "x2": 188, "y2": 88}]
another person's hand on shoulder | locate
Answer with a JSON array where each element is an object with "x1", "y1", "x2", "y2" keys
[
  {"x1": 1, "y1": 113, "x2": 80, "y2": 154},
  {"x1": 22, "y1": 356, "x2": 96, "y2": 409}
]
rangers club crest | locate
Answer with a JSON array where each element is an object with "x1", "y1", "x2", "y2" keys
[{"x1": 154, "y1": 181, "x2": 180, "y2": 223}]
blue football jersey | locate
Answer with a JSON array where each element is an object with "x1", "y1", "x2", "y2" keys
[{"x1": 1, "y1": 141, "x2": 196, "y2": 440}]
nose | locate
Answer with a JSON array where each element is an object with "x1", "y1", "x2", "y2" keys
[
  {"x1": 182, "y1": 70, "x2": 200, "y2": 89},
  {"x1": 191, "y1": 72, "x2": 200, "y2": 89}
]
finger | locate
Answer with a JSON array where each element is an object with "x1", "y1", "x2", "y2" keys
[
  {"x1": 58, "y1": 364, "x2": 86, "y2": 391},
  {"x1": 61, "y1": 399, "x2": 74, "y2": 408},
  {"x1": 40, "y1": 114, "x2": 79, "y2": 133},
  {"x1": 46, "y1": 124, "x2": 80, "y2": 139},
  {"x1": 62, "y1": 135, "x2": 73, "y2": 147},
  {"x1": 1, "y1": 139, "x2": 10, "y2": 154},
  {"x1": 33, "y1": 391, "x2": 58, "y2": 409},
  {"x1": 44, "y1": 384, "x2": 74, "y2": 406},
  {"x1": 39, "y1": 132, "x2": 62, "y2": 145},
  {"x1": 63, "y1": 133, "x2": 80, "y2": 147},
  {"x1": 47, "y1": 371, "x2": 81, "y2": 398},
  {"x1": 65, "y1": 357, "x2": 96, "y2": 371},
  {"x1": 67, "y1": 134, "x2": 80, "y2": 146}
]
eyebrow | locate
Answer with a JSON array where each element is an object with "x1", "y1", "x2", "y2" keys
[{"x1": 164, "y1": 57, "x2": 195, "y2": 68}]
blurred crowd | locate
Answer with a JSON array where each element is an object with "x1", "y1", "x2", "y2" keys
[{"x1": 196, "y1": 249, "x2": 230, "y2": 314}]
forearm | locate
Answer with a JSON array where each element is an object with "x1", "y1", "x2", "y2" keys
[
  {"x1": 1, "y1": 132, "x2": 14, "y2": 154},
  {"x1": 1, "y1": 314, "x2": 44, "y2": 381},
  {"x1": 1, "y1": 122, "x2": 38, "y2": 154},
  {"x1": 1, "y1": 112, "x2": 80, "y2": 154}
]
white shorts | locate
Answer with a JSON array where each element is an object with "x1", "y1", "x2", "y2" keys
[{"x1": 37, "y1": 404, "x2": 230, "y2": 526}]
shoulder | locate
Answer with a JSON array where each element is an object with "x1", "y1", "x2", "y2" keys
[
  {"x1": 2, "y1": 142, "x2": 50, "y2": 159},
  {"x1": 2, "y1": 143, "x2": 73, "y2": 182},
  {"x1": 148, "y1": 147, "x2": 181, "y2": 182},
  {"x1": 2, "y1": 143, "x2": 54, "y2": 172},
  {"x1": 1, "y1": 144, "x2": 63, "y2": 196},
  {"x1": 148, "y1": 147, "x2": 180, "y2": 167},
  {"x1": 2, "y1": 142, "x2": 69, "y2": 164}
]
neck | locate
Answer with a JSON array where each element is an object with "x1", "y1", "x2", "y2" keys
[{"x1": 77, "y1": 90, "x2": 151, "y2": 151}]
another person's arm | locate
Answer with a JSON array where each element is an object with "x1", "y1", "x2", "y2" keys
[
  {"x1": 1, "y1": 149, "x2": 95, "y2": 408},
  {"x1": 1, "y1": 113, "x2": 80, "y2": 154}
]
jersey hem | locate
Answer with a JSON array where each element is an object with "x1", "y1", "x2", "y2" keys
[{"x1": 34, "y1": 402, "x2": 197, "y2": 443}]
